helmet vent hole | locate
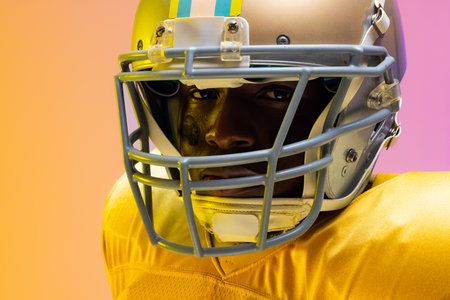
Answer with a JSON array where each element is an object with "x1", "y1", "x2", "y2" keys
[
  {"x1": 137, "y1": 40, "x2": 143, "y2": 50},
  {"x1": 276, "y1": 35, "x2": 290, "y2": 45}
]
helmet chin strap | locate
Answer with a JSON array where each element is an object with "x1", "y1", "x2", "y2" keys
[{"x1": 188, "y1": 194, "x2": 312, "y2": 243}]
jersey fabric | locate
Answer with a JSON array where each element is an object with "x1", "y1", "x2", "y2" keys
[{"x1": 102, "y1": 172, "x2": 450, "y2": 299}]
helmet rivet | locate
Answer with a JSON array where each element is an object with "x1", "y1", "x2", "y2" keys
[
  {"x1": 227, "y1": 21, "x2": 239, "y2": 33},
  {"x1": 276, "y1": 35, "x2": 290, "y2": 45},
  {"x1": 346, "y1": 148, "x2": 358, "y2": 163},
  {"x1": 137, "y1": 40, "x2": 143, "y2": 50},
  {"x1": 156, "y1": 25, "x2": 165, "y2": 37},
  {"x1": 341, "y1": 165, "x2": 348, "y2": 177}
]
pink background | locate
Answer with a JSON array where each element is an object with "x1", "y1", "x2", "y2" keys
[
  {"x1": 0, "y1": 0, "x2": 448, "y2": 299},
  {"x1": 374, "y1": 0, "x2": 450, "y2": 173}
]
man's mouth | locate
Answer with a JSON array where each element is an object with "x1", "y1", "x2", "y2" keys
[
  {"x1": 194, "y1": 158, "x2": 304, "y2": 198},
  {"x1": 198, "y1": 167, "x2": 265, "y2": 197}
]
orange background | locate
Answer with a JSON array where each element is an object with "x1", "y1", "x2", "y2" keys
[
  {"x1": 1, "y1": 0, "x2": 449, "y2": 299},
  {"x1": 0, "y1": 0, "x2": 138, "y2": 298}
]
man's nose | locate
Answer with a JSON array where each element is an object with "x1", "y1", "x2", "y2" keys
[{"x1": 205, "y1": 95, "x2": 255, "y2": 150}]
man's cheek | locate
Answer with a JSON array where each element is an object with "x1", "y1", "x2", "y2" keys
[{"x1": 181, "y1": 115, "x2": 200, "y2": 146}]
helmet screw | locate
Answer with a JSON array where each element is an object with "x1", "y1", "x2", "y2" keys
[
  {"x1": 137, "y1": 40, "x2": 143, "y2": 50},
  {"x1": 368, "y1": 94, "x2": 383, "y2": 108},
  {"x1": 388, "y1": 126, "x2": 400, "y2": 137},
  {"x1": 227, "y1": 21, "x2": 239, "y2": 33},
  {"x1": 341, "y1": 165, "x2": 348, "y2": 177},
  {"x1": 276, "y1": 35, "x2": 290, "y2": 45},
  {"x1": 346, "y1": 149, "x2": 358, "y2": 163},
  {"x1": 156, "y1": 25, "x2": 165, "y2": 37}
]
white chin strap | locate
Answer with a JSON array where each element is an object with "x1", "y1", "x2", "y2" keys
[
  {"x1": 186, "y1": 185, "x2": 366, "y2": 243},
  {"x1": 188, "y1": 194, "x2": 312, "y2": 243}
]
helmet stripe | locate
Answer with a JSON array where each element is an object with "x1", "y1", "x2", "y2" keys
[
  {"x1": 169, "y1": 0, "x2": 241, "y2": 18},
  {"x1": 214, "y1": 0, "x2": 242, "y2": 16},
  {"x1": 214, "y1": 0, "x2": 232, "y2": 16},
  {"x1": 169, "y1": 0, "x2": 179, "y2": 18},
  {"x1": 191, "y1": 0, "x2": 216, "y2": 16},
  {"x1": 177, "y1": 0, "x2": 192, "y2": 18},
  {"x1": 229, "y1": 0, "x2": 242, "y2": 16}
]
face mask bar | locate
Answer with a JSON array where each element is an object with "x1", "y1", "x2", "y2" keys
[{"x1": 115, "y1": 44, "x2": 396, "y2": 257}]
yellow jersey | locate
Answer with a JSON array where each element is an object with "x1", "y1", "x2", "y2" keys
[{"x1": 102, "y1": 172, "x2": 450, "y2": 299}]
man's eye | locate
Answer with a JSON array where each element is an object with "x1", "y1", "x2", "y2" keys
[
  {"x1": 263, "y1": 89, "x2": 293, "y2": 101},
  {"x1": 190, "y1": 89, "x2": 218, "y2": 100}
]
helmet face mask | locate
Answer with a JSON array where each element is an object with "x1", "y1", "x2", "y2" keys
[{"x1": 115, "y1": 0, "x2": 405, "y2": 257}]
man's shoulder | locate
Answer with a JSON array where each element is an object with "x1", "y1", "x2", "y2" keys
[
  {"x1": 359, "y1": 171, "x2": 450, "y2": 212},
  {"x1": 371, "y1": 171, "x2": 450, "y2": 191},
  {"x1": 103, "y1": 172, "x2": 190, "y2": 241},
  {"x1": 303, "y1": 171, "x2": 450, "y2": 298},
  {"x1": 337, "y1": 171, "x2": 450, "y2": 241},
  {"x1": 103, "y1": 174, "x2": 139, "y2": 237}
]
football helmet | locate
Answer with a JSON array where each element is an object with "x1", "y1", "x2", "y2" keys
[{"x1": 115, "y1": 0, "x2": 406, "y2": 257}]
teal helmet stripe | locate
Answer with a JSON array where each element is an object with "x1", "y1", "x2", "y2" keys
[
  {"x1": 214, "y1": 0, "x2": 232, "y2": 16},
  {"x1": 177, "y1": 0, "x2": 192, "y2": 18}
]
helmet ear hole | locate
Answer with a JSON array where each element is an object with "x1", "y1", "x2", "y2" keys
[{"x1": 137, "y1": 39, "x2": 144, "y2": 50}]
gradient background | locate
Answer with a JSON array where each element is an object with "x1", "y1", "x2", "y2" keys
[{"x1": 0, "y1": 0, "x2": 449, "y2": 299}]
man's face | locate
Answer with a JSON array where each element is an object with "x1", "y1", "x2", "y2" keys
[{"x1": 178, "y1": 79, "x2": 333, "y2": 198}]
